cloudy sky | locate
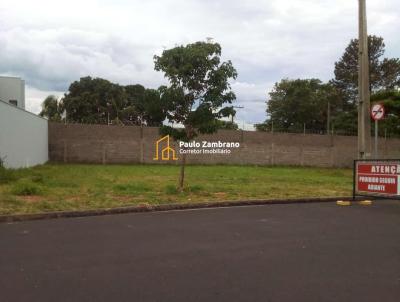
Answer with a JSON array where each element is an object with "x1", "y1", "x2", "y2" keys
[{"x1": 0, "y1": 0, "x2": 399, "y2": 127}]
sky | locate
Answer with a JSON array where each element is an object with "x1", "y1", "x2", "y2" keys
[{"x1": 0, "y1": 0, "x2": 399, "y2": 129}]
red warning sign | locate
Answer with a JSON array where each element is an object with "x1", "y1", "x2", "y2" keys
[{"x1": 356, "y1": 161, "x2": 400, "y2": 197}]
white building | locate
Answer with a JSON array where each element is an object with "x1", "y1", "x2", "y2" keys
[
  {"x1": 0, "y1": 76, "x2": 48, "y2": 168},
  {"x1": 0, "y1": 76, "x2": 25, "y2": 109},
  {"x1": 0, "y1": 100, "x2": 48, "y2": 168}
]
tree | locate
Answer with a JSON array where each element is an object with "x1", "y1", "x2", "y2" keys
[
  {"x1": 258, "y1": 79, "x2": 340, "y2": 133},
  {"x1": 154, "y1": 41, "x2": 238, "y2": 190},
  {"x1": 62, "y1": 77, "x2": 126, "y2": 124},
  {"x1": 330, "y1": 35, "x2": 400, "y2": 134},
  {"x1": 141, "y1": 89, "x2": 167, "y2": 126},
  {"x1": 124, "y1": 85, "x2": 167, "y2": 126},
  {"x1": 215, "y1": 120, "x2": 239, "y2": 130},
  {"x1": 123, "y1": 84, "x2": 145, "y2": 124},
  {"x1": 39, "y1": 95, "x2": 62, "y2": 121},
  {"x1": 332, "y1": 35, "x2": 400, "y2": 106},
  {"x1": 255, "y1": 122, "x2": 270, "y2": 132},
  {"x1": 257, "y1": 36, "x2": 400, "y2": 135},
  {"x1": 61, "y1": 77, "x2": 167, "y2": 126}
]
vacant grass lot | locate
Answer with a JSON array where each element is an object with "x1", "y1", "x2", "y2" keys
[{"x1": 0, "y1": 164, "x2": 353, "y2": 215}]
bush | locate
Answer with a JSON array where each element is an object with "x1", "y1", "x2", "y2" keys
[
  {"x1": 0, "y1": 167, "x2": 17, "y2": 184},
  {"x1": 11, "y1": 179, "x2": 43, "y2": 196},
  {"x1": 30, "y1": 174, "x2": 45, "y2": 184}
]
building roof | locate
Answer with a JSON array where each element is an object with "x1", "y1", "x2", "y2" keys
[
  {"x1": 0, "y1": 99, "x2": 47, "y2": 121},
  {"x1": 0, "y1": 75, "x2": 24, "y2": 80}
]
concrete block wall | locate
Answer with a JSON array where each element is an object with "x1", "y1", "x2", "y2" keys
[{"x1": 48, "y1": 122, "x2": 400, "y2": 168}]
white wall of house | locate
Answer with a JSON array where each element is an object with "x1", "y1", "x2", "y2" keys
[
  {"x1": 0, "y1": 76, "x2": 25, "y2": 109},
  {"x1": 0, "y1": 100, "x2": 48, "y2": 168}
]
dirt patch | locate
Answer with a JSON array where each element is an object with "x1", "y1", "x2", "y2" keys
[
  {"x1": 64, "y1": 196, "x2": 82, "y2": 203},
  {"x1": 18, "y1": 196, "x2": 45, "y2": 203},
  {"x1": 214, "y1": 192, "x2": 227, "y2": 198}
]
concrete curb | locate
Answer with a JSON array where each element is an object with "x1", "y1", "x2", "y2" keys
[{"x1": 0, "y1": 196, "x2": 360, "y2": 223}]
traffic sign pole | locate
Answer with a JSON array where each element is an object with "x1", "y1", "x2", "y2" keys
[
  {"x1": 371, "y1": 103, "x2": 385, "y2": 159},
  {"x1": 375, "y1": 119, "x2": 378, "y2": 159}
]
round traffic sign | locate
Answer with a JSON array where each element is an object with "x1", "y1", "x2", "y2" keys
[{"x1": 371, "y1": 104, "x2": 385, "y2": 121}]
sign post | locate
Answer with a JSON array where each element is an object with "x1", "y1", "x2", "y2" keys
[{"x1": 371, "y1": 104, "x2": 385, "y2": 159}]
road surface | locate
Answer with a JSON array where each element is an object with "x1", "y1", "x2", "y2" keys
[{"x1": 1, "y1": 200, "x2": 400, "y2": 301}]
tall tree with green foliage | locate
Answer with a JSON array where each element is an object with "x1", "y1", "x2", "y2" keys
[
  {"x1": 331, "y1": 35, "x2": 400, "y2": 133},
  {"x1": 124, "y1": 85, "x2": 166, "y2": 126},
  {"x1": 332, "y1": 35, "x2": 400, "y2": 105},
  {"x1": 61, "y1": 77, "x2": 167, "y2": 126},
  {"x1": 258, "y1": 36, "x2": 400, "y2": 135},
  {"x1": 62, "y1": 77, "x2": 125, "y2": 124},
  {"x1": 257, "y1": 79, "x2": 340, "y2": 133},
  {"x1": 154, "y1": 41, "x2": 238, "y2": 190},
  {"x1": 123, "y1": 84, "x2": 145, "y2": 124},
  {"x1": 39, "y1": 95, "x2": 62, "y2": 121}
]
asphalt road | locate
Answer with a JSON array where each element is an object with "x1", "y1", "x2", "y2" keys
[{"x1": 1, "y1": 200, "x2": 400, "y2": 302}]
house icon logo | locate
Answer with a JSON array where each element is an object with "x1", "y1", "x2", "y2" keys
[{"x1": 153, "y1": 135, "x2": 178, "y2": 161}]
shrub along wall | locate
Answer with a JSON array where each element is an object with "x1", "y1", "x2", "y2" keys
[{"x1": 48, "y1": 122, "x2": 400, "y2": 168}]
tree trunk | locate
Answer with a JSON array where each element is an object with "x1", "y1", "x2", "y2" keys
[{"x1": 178, "y1": 153, "x2": 186, "y2": 191}]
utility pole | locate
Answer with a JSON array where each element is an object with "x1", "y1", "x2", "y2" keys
[{"x1": 358, "y1": 0, "x2": 372, "y2": 159}]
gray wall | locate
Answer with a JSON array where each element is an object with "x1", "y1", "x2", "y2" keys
[
  {"x1": 0, "y1": 100, "x2": 48, "y2": 168},
  {"x1": 0, "y1": 76, "x2": 25, "y2": 109},
  {"x1": 49, "y1": 123, "x2": 400, "y2": 168}
]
